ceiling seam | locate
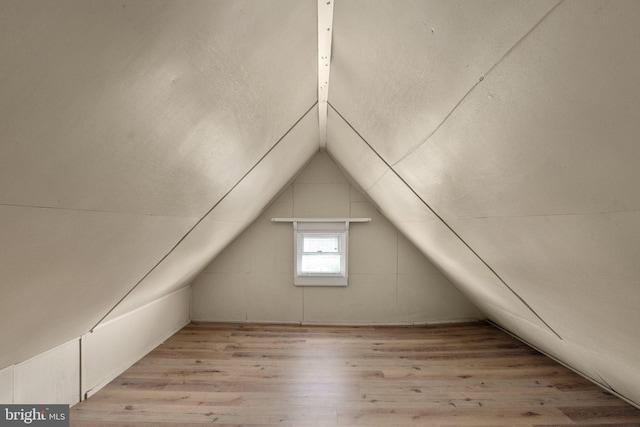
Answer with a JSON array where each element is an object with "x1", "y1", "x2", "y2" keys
[
  {"x1": 89, "y1": 102, "x2": 318, "y2": 332},
  {"x1": 458, "y1": 208, "x2": 640, "y2": 221},
  {"x1": 329, "y1": 102, "x2": 563, "y2": 341},
  {"x1": 391, "y1": 0, "x2": 565, "y2": 167},
  {"x1": 362, "y1": 168, "x2": 392, "y2": 193},
  {"x1": 0, "y1": 202, "x2": 199, "y2": 218}
]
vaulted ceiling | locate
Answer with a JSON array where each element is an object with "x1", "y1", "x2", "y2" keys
[{"x1": 1, "y1": 0, "x2": 639, "y2": 406}]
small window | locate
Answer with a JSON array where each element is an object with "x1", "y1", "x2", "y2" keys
[{"x1": 295, "y1": 222, "x2": 348, "y2": 286}]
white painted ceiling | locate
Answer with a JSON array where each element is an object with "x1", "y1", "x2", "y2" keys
[{"x1": 1, "y1": 0, "x2": 639, "y2": 406}]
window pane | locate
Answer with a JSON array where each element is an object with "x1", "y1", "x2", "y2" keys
[
  {"x1": 301, "y1": 254, "x2": 341, "y2": 273},
  {"x1": 302, "y1": 234, "x2": 339, "y2": 253}
]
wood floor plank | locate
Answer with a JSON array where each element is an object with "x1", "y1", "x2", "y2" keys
[{"x1": 70, "y1": 322, "x2": 640, "y2": 426}]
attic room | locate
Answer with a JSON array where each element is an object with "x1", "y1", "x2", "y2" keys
[{"x1": 1, "y1": 0, "x2": 640, "y2": 425}]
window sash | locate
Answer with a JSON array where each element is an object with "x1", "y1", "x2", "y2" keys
[
  {"x1": 301, "y1": 233, "x2": 341, "y2": 254},
  {"x1": 294, "y1": 222, "x2": 348, "y2": 285}
]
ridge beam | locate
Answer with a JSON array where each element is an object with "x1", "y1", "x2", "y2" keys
[{"x1": 318, "y1": 0, "x2": 335, "y2": 150}]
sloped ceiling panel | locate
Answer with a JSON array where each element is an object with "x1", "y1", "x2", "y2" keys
[
  {"x1": 327, "y1": 109, "x2": 553, "y2": 333},
  {"x1": 0, "y1": 0, "x2": 317, "y2": 367},
  {"x1": 328, "y1": 0, "x2": 640, "y2": 405},
  {"x1": 0, "y1": 0, "x2": 316, "y2": 217},
  {"x1": 103, "y1": 106, "x2": 319, "y2": 322},
  {"x1": 0, "y1": 205, "x2": 193, "y2": 368},
  {"x1": 393, "y1": 0, "x2": 640, "y2": 401},
  {"x1": 396, "y1": 1, "x2": 640, "y2": 220},
  {"x1": 330, "y1": 0, "x2": 559, "y2": 164}
]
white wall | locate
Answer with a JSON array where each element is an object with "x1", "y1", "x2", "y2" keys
[
  {"x1": 0, "y1": 288, "x2": 190, "y2": 405},
  {"x1": 82, "y1": 287, "x2": 190, "y2": 399},
  {"x1": 191, "y1": 152, "x2": 483, "y2": 325},
  {"x1": 0, "y1": 340, "x2": 80, "y2": 406},
  {"x1": 0, "y1": 366, "x2": 12, "y2": 403},
  {"x1": 14, "y1": 340, "x2": 80, "y2": 405}
]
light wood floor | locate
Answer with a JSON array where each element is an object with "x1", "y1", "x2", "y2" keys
[{"x1": 71, "y1": 322, "x2": 640, "y2": 426}]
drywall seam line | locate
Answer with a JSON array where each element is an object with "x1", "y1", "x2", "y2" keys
[
  {"x1": 329, "y1": 103, "x2": 563, "y2": 341},
  {"x1": 0, "y1": 202, "x2": 198, "y2": 218},
  {"x1": 363, "y1": 168, "x2": 391, "y2": 192},
  {"x1": 395, "y1": 231, "x2": 399, "y2": 305},
  {"x1": 461, "y1": 208, "x2": 640, "y2": 220},
  {"x1": 317, "y1": 0, "x2": 335, "y2": 150},
  {"x1": 78, "y1": 338, "x2": 83, "y2": 403},
  {"x1": 392, "y1": 0, "x2": 565, "y2": 167},
  {"x1": 90, "y1": 102, "x2": 318, "y2": 332},
  {"x1": 593, "y1": 369, "x2": 614, "y2": 392}
]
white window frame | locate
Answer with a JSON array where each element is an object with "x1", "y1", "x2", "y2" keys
[
  {"x1": 294, "y1": 221, "x2": 348, "y2": 286},
  {"x1": 271, "y1": 218, "x2": 371, "y2": 287}
]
